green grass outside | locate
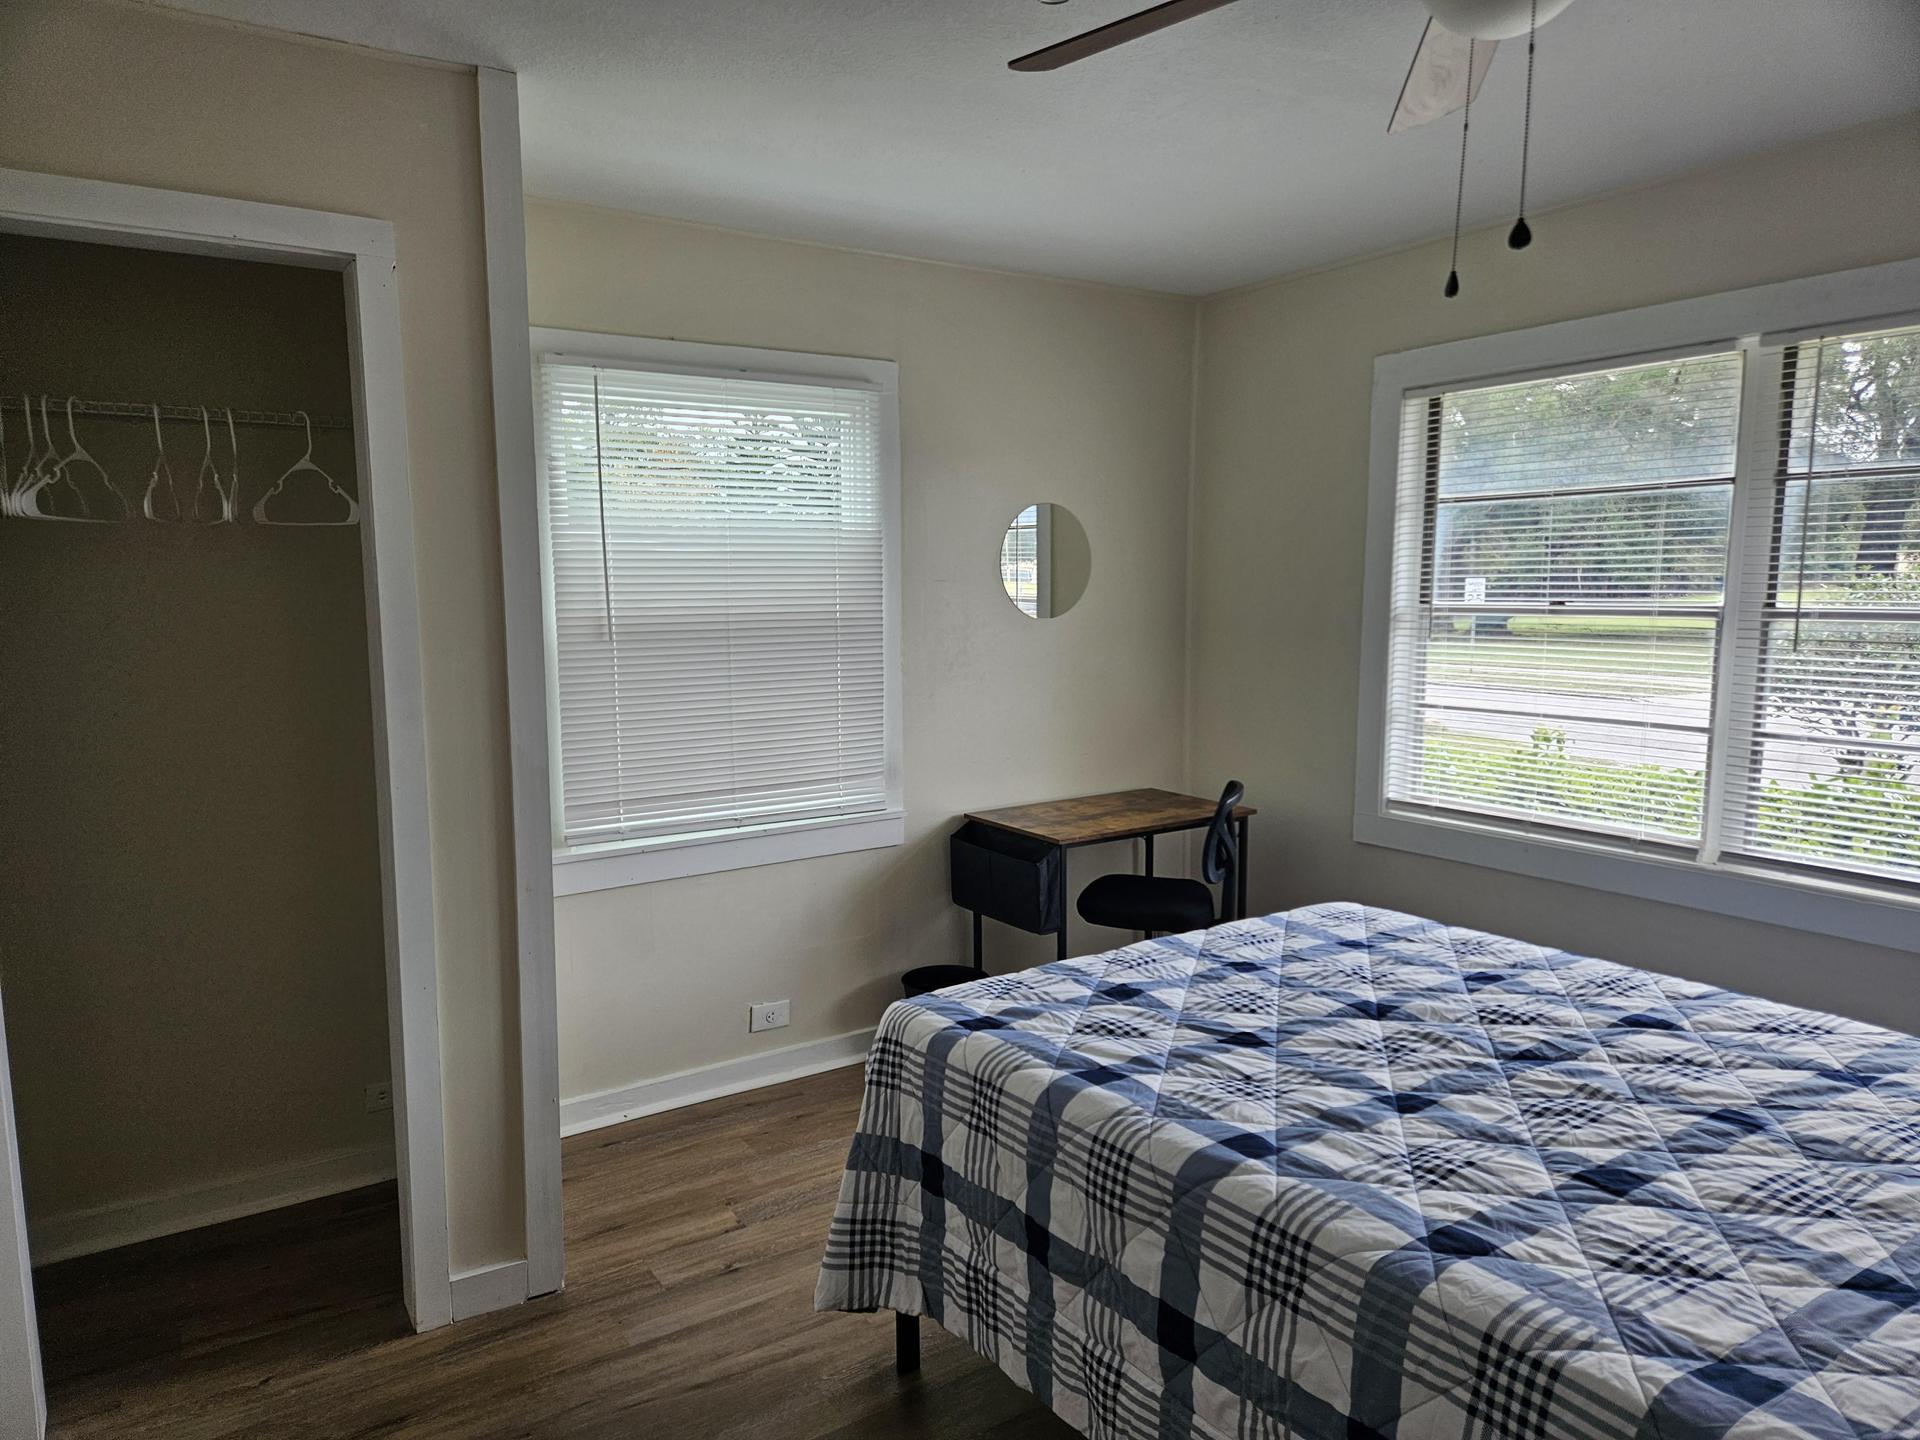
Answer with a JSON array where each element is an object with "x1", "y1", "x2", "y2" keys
[
  {"x1": 1419, "y1": 726, "x2": 1920, "y2": 875},
  {"x1": 1427, "y1": 631, "x2": 1712, "y2": 696}
]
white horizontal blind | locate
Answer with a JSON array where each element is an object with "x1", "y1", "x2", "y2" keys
[
  {"x1": 539, "y1": 359, "x2": 889, "y2": 847},
  {"x1": 1720, "y1": 324, "x2": 1920, "y2": 883},
  {"x1": 1384, "y1": 353, "x2": 1744, "y2": 845}
]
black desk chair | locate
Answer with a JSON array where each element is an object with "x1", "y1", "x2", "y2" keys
[{"x1": 1076, "y1": 780, "x2": 1243, "y2": 937}]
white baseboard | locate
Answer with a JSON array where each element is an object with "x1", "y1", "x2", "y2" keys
[
  {"x1": 450, "y1": 1257, "x2": 530, "y2": 1321},
  {"x1": 560, "y1": 1026, "x2": 875, "y2": 1137},
  {"x1": 29, "y1": 1144, "x2": 395, "y2": 1267}
]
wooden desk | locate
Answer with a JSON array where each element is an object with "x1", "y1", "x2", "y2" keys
[{"x1": 962, "y1": 787, "x2": 1256, "y2": 963}]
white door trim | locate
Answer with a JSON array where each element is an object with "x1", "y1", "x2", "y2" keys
[
  {"x1": 0, "y1": 165, "x2": 454, "y2": 1437},
  {"x1": 0, "y1": 991, "x2": 45, "y2": 1440},
  {"x1": 476, "y1": 67, "x2": 565, "y2": 1302}
]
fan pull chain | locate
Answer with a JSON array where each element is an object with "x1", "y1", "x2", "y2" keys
[
  {"x1": 1509, "y1": 0, "x2": 1538, "y2": 249},
  {"x1": 1444, "y1": 38, "x2": 1474, "y2": 298}
]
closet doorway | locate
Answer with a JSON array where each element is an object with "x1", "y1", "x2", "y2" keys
[{"x1": 0, "y1": 170, "x2": 448, "y2": 1440}]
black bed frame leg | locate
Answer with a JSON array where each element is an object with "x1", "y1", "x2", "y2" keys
[{"x1": 895, "y1": 1312, "x2": 920, "y2": 1374}]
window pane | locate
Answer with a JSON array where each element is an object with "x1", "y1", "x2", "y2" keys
[
  {"x1": 1433, "y1": 486, "x2": 1731, "y2": 607},
  {"x1": 1738, "y1": 617, "x2": 1920, "y2": 883},
  {"x1": 1436, "y1": 352, "x2": 1743, "y2": 498},
  {"x1": 1425, "y1": 613, "x2": 1717, "y2": 728},
  {"x1": 1786, "y1": 326, "x2": 1920, "y2": 474},
  {"x1": 1775, "y1": 472, "x2": 1920, "y2": 605},
  {"x1": 1389, "y1": 350, "x2": 1739, "y2": 850},
  {"x1": 1757, "y1": 617, "x2": 1920, "y2": 744},
  {"x1": 1722, "y1": 322, "x2": 1920, "y2": 887},
  {"x1": 541, "y1": 360, "x2": 891, "y2": 845},
  {"x1": 1407, "y1": 710, "x2": 1706, "y2": 842},
  {"x1": 1749, "y1": 739, "x2": 1920, "y2": 883}
]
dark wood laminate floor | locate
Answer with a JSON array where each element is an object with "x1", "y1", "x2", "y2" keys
[{"x1": 35, "y1": 1066, "x2": 1075, "y2": 1439}]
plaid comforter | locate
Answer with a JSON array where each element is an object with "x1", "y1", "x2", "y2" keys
[{"x1": 815, "y1": 902, "x2": 1920, "y2": 1440}]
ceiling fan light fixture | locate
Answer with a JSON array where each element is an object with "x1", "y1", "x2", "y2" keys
[{"x1": 1426, "y1": 0, "x2": 1573, "y2": 41}]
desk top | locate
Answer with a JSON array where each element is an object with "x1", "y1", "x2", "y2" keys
[{"x1": 964, "y1": 787, "x2": 1256, "y2": 847}]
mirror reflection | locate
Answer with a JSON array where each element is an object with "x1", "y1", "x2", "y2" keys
[{"x1": 999, "y1": 502, "x2": 1090, "y2": 619}]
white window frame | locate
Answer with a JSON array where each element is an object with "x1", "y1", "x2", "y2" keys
[
  {"x1": 1356, "y1": 257, "x2": 1920, "y2": 954},
  {"x1": 532, "y1": 329, "x2": 904, "y2": 895}
]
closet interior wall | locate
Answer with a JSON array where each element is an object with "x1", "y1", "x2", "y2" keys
[{"x1": 0, "y1": 233, "x2": 391, "y2": 1261}]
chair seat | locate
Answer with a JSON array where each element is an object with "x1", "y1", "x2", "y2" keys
[{"x1": 1076, "y1": 873, "x2": 1215, "y2": 934}]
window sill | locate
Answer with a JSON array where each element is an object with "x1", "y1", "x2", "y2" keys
[
  {"x1": 553, "y1": 810, "x2": 906, "y2": 896},
  {"x1": 1353, "y1": 807, "x2": 1920, "y2": 953}
]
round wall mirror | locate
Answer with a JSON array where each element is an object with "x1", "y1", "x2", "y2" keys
[{"x1": 998, "y1": 502, "x2": 1091, "y2": 619}]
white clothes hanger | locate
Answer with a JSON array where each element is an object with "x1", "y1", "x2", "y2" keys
[
  {"x1": 251, "y1": 411, "x2": 357, "y2": 526},
  {"x1": 191, "y1": 405, "x2": 216, "y2": 522},
  {"x1": 15, "y1": 394, "x2": 99, "y2": 522},
  {"x1": 5, "y1": 396, "x2": 57, "y2": 518},
  {"x1": 59, "y1": 396, "x2": 129, "y2": 521},
  {"x1": 205, "y1": 407, "x2": 242, "y2": 523},
  {"x1": 9, "y1": 394, "x2": 52, "y2": 518},
  {"x1": 191, "y1": 405, "x2": 240, "y2": 524},
  {"x1": 15, "y1": 394, "x2": 60, "y2": 518},
  {"x1": 0, "y1": 395, "x2": 15, "y2": 518},
  {"x1": 142, "y1": 403, "x2": 182, "y2": 522},
  {"x1": 4, "y1": 394, "x2": 36, "y2": 518},
  {"x1": 0, "y1": 395, "x2": 34, "y2": 519}
]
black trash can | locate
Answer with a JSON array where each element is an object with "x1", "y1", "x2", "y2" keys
[
  {"x1": 948, "y1": 820, "x2": 1063, "y2": 935},
  {"x1": 902, "y1": 964, "x2": 985, "y2": 999}
]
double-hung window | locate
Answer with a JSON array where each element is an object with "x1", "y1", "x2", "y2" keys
[
  {"x1": 534, "y1": 332, "x2": 901, "y2": 893},
  {"x1": 1359, "y1": 260, "x2": 1920, "y2": 948}
]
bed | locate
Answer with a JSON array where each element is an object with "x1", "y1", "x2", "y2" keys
[{"x1": 815, "y1": 901, "x2": 1920, "y2": 1440}]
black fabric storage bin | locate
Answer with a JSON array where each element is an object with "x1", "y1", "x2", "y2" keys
[{"x1": 949, "y1": 820, "x2": 1063, "y2": 934}]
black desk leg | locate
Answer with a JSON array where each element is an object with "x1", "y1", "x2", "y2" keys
[
  {"x1": 1143, "y1": 833, "x2": 1155, "y2": 876},
  {"x1": 896, "y1": 1312, "x2": 920, "y2": 1374},
  {"x1": 1236, "y1": 816, "x2": 1251, "y2": 919},
  {"x1": 972, "y1": 910, "x2": 983, "y2": 972},
  {"x1": 1056, "y1": 843, "x2": 1069, "y2": 961}
]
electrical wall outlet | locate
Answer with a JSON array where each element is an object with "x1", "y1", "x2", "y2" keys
[
  {"x1": 748, "y1": 999, "x2": 791, "y2": 1034},
  {"x1": 363, "y1": 1080, "x2": 393, "y2": 1114}
]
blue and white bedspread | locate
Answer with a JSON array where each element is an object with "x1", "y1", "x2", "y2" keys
[{"x1": 815, "y1": 901, "x2": 1920, "y2": 1440}]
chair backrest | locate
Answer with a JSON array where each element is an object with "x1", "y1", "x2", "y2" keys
[{"x1": 1200, "y1": 780, "x2": 1244, "y2": 886}]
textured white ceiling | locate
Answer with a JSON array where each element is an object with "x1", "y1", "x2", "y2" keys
[{"x1": 158, "y1": 0, "x2": 1920, "y2": 294}]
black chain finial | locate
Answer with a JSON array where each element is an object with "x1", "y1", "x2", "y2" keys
[
  {"x1": 1509, "y1": 0, "x2": 1537, "y2": 250},
  {"x1": 1445, "y1": 38, "x2": 1474, "y2": 298}
]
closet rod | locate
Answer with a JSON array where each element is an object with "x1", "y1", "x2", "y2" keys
[{"x1": 4, "y1": 396, "x2": 355, "y2": 431}]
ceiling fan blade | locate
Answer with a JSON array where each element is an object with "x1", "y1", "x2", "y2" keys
[
  {"x1": 1010, "y1": 0, "x2": 1243, "y2": 72},
  {"x1": 1387, "y1": 18, "x2": 1498, "y2": 134}
]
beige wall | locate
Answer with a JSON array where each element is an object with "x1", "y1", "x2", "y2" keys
[
  {"x1": 526, "y1": 203, "x2": 1197, "y2": 1102},
  {"x1": 0, "y1": 235, "x2": 390, "y2": 1243},
  {"x1": 1189, "y1": 112, "x2": 1920, "y2": 1032},
  {"x1": 0, "y1": 1, "x2": 523, "y2": 1270}
]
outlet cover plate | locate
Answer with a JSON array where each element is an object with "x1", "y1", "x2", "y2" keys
[{"x1": 749, "y1": 1000, "x2": 791, "y2": 1033}]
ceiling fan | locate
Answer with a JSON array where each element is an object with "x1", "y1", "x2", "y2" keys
[
  {"x1": 1009, "y1": 0, "x2": 1575, "y2": 135},
  {"x1": 1012, "y1": 0, "x2": 1579, "y2": 296}
]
